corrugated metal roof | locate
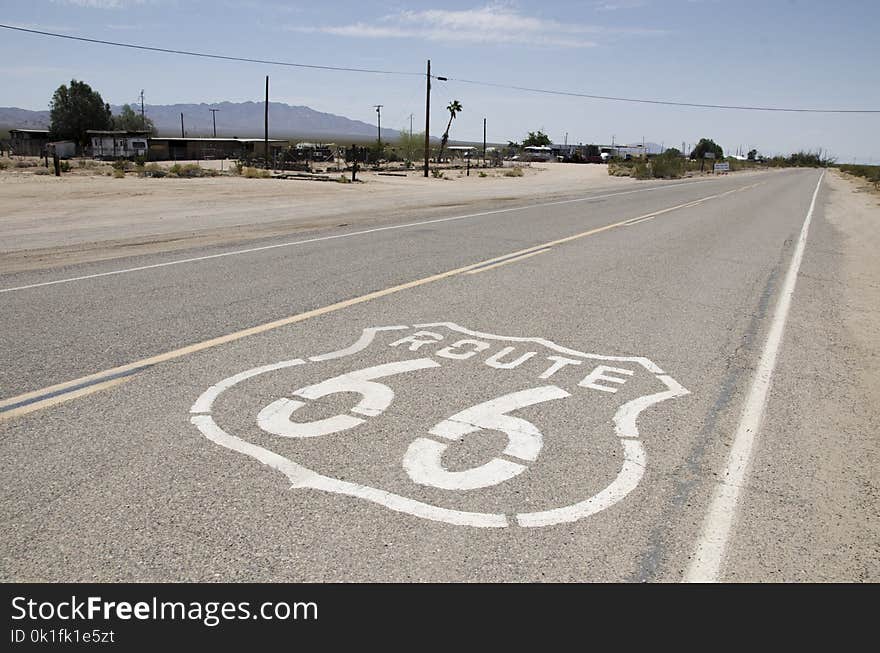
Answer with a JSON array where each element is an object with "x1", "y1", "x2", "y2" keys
[
  {"x1": 148, "y1": 137, "x2": 287, "y2": 143},
  {"x1": 9, "y1": 129, "x2": 50, "y2": 134},
  {"x1": 87, "y1": 130, "x2": 150, "y2": 135}
]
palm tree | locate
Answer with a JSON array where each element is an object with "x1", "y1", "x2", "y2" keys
[{"x1": 437, "y1": 100, "x2": 463, "y2": 163}]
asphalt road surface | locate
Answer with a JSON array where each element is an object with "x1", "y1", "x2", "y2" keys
[{"x1": 2, "y1": 169, "x2": 877, "y2": 582}]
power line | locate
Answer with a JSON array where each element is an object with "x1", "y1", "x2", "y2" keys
[
  {"x1": 444, "y1": 77, "x2": 880, "y2": 114},
  {"x1": 0, "y1": 24, "x2": 423, "y2": 77},
  {"x1": 2, "y1": 23, "x2": 879, "y2": 114}
]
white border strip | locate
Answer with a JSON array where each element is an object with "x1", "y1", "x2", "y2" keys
[
  {"x1": 1, "y1": 179, "x2": 717, "y2": 294},
  {"x1": 684, "y1": 170, "x2": 825, "y2": 582}
]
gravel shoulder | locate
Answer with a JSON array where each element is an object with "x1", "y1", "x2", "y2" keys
[{"x1": 721, "y1": 170, "x2": 880, "y2": 581}]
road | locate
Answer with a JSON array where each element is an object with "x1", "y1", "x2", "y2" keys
[{"x1": 1, "y1": 168, "x2": 877, "y2": 582}]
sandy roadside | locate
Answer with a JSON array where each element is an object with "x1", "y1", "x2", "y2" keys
[
  {"x1": 805, "y1": 170, "x2": 880, "y2": 578},
  {"x1": 0, "y1": 163, "x2": 768, "y2": 272}
]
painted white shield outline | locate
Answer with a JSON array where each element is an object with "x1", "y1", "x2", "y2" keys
[{"x1": 190, "y1": 322, "x2": 689, "y2": 528}]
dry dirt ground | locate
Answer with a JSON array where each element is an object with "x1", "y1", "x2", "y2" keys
[{"x1": 0, "y1": 161, "x2": 764, "y2": 273}]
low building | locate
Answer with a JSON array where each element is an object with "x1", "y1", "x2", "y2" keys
[
  {"x1": 48, "y1": 141, "x2": 77, "y2": 159},
  {"x1": 446, "y1": 145, "x2": 476, "y2": 161},
  {"x1": 522, "y1": 145, "x2": 554, "y2": 162},
  {"x1": 146, "y1": 137, "x2": 287, "y2": 161},
  {"x1": 10, "y1": 129, "x2": 50, "y2": 157},
  {"x1": 88, "y1": 130, "x2": 150, "y2": 159}
]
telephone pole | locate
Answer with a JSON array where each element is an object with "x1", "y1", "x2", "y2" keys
[
  {"x1": 408, "y1": 113, "x2": 414, "y2": 163},
  {"x1": 139, "y1": 89, "x2": 145, "y2": 132},
  {"x1": 180, "y1": 113, "x2": 184, "y2": 138},
  {"x1": 209, "y1": 108, "x2": 219, "y2": 138},
  {"x1": 424, "y1": 60, "x2": 431, "y2": 177},
  {"x1": 264, "y1": 75, "x2": 269, "y2": 170},
  {"x1": 423, "y1": 60, "x2": 447, "y2": 177},
  {"x1": 483, "y1": 117, "x2": 487, "y2": 163},
  {"x1": 374, "y1": 105, "x2": 383, "y2": 149}
]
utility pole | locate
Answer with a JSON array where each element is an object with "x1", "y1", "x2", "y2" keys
[
  {"x1": 424, "y1": 60, "x2": 431, "y2": 177},
  {"x1": 483, "y1": 117, "x2": 487, "y2": 163},
  {"x1": 139, "y1": 89, "x2": 145, "y2": 132},
  {"x1": 408, "y1": 113, "x2": 414, "y2": 164},
  {"x1": 180, "y1": 112, "x2": 184, "y2": 138},
  {"x1": 424, "y1": 59, "x2": 447, "y2": 177},
  {"x1": 209, "y1": 108, "x2": 219, "y2": 138},
  {"x1": 264, "y1": 75, "x2": 269, "y2": 170},
  {"x1": 374, "y1": 105, "x2": 383, "y2": 150}
]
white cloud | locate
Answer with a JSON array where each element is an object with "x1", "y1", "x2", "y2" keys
[{"x1": 288, "y1": 4, "x2": 665, "y2": 49}]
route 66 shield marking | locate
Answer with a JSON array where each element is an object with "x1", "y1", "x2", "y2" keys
[{"x1": 190, "y1": 322, "x2": 689, "y2": 528}]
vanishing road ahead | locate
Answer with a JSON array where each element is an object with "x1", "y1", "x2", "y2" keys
[{"x1": 2, "y1": 169, "x2": 877, "y2": 582}]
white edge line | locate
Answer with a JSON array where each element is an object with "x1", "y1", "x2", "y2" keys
[
  {"x1": 0, "y1": 178, "x2": 726, "y2": 294},
  {"x1": 684, "y1": 170, "x2": 825, "y2": 583}
]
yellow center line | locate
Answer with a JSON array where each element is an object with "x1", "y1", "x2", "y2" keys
[
  {"x1": 0, "y1": 182, "x2": 761, "y2": 420},
  {"x1": 1, "y1": 376, "x2": 134, "y2": 421},
  {"x1": 465, "y1": 249, "x2": 550, "y2": 275}
]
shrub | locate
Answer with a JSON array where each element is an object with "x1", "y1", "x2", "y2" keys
[
  {"x1": 607, "y1": 162, "x2": 632, "y2": 177},
  {"x1": 177, "y1": 163, "x2": 212, "y2": 178},
  {"x1": 478, "y1": 171, "x2": 487, "y2": 177},
  {"x1": 631, "y1": 162, "x2": 651, "y2": 179},
  {"x1": 15, "y1": 159, "x2": 38, "y2": 168},
  {"x1": 111, "y1": 159, "x2": 128, "y2": 171},
  {"x1": 431, "y1": 168, "x2": 444, "y2": 178},
  {"x1": 112, "y1": 168, "x2": 126, "y2": 178},
  {"x1": 503, "y1": 166, "x2": 524, "y2": 177},
  {"x1": 144, "y1": 163, "x2": 166, "y2": 178},
  {"x1": 33, "y1": 167, "x2": 51, "y2": 175},
  {"x1": 839, "y1": 163, "x2": 880, "y2": 188},
  {"x1": 650, "y1": 154, "x2": 684, "y2": 179},
  {"x1": 243, "y1": 166, "x2": 270, "y2": 179},
  {"x1": 60, "y1": 160, "x2": 71, "y2": 173},
  {"x1": 336, "y1": 175, "x2": 352, "y2": 183}
]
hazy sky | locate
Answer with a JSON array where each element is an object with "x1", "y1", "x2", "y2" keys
[{"x1": 2, "y1": 0, "x2": 878, "y2": 162}]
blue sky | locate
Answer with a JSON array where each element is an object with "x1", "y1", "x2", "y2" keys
[{"x1": 2, "y1": 0, "x2": 878, "y2": 162}]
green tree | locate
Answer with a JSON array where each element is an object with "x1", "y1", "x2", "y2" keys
[
  {"x1": 437, "y1": 100, "x2": 462, "y2": 163},
  {"x1": 49, "y1": 79, "x2": 112, "y2": 146},
  {"x1": 397, "y1": 129, "x2": 425, "y2": 163},
  {"x1": 747, "y1": 148, "x2": 758, "y2": 161},
  {"x1": 690, "y1": 138, "x2": 724, "y2": 160},
  {"x1": 661, "y1": 147, "x2": 682, "y2": 158},
  {"x1": 522, "y1": 130, "x2": 552, "y2": 147},
  {"x1": 112, "y1": 104, "x2": 155, "y2": 134}
]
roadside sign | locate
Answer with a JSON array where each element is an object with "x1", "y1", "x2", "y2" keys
[
  {"x1": 703, "y1": 152, "x2": 715, "y2": 159},
  {"x1": 714, "y1": 162, "x2": 730, "y2": 173}
]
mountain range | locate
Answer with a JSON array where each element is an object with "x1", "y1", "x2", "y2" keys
[{"x1": 0, "y1": 101, "x2": 403, "y2": 142}]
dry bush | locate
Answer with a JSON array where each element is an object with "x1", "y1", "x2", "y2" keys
[
  {"x1": 243, "y1": 167, "x2": 270, "y2": 179},
  {"x1": 503, "y1": 166, "x2": 524, "y2": 177}
]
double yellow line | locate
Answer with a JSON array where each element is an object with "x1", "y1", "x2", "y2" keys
[{"x1": 0, "y1": 181, "x2": 763, "y2": 421}]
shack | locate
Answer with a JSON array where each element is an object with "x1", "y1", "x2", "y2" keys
[
  {"x1": 10, "y1": 129, "x2": 50, "y2": 156},
  {"x1": 88, "y1": 130, "x2": 150, "y2": 159},
  {"x1": 146, "y1": 137, "x2": 287, "y2": 161}
]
